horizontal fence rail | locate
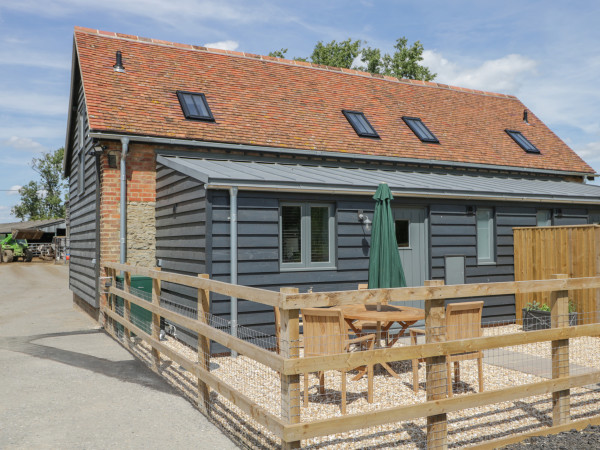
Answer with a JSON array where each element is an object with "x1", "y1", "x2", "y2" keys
[{"x1": 101, "y1": 262, "x2": 600, "y2": 449}]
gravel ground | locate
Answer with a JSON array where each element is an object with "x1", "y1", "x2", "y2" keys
[
  {"x1": 110, "y1": 322, "x2": 600, "y2": 449},
  {"x1": 504, "y1": 425, "x2": 600, "y2": 449}
]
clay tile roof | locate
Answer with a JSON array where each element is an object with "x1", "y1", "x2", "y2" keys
[{"x1": 72, "y1": 26, "x2": 594, "y2": 174}]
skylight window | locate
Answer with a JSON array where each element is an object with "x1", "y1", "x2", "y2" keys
[
  {"x1": 342, "y1": 110, "x2": 379, "y2": 138},
  {"x1": 176, "y1": 91, "x2": 215, "y2": 121},
  {"x1": 402, "y1": 117, "x2": 439, "y2": 143},
  {"x1": 505, "y1": 129, "x2": 539, "y2": 154}
]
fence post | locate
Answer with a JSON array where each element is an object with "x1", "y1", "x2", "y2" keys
[
  {"x1": 425, "y1": 279, "x2": 447, "y2": 450},
  {"x1": 551, "y1": 273, "x2": 570, "y2": 426},
  {"x1": 123, "y1": 268, "x2": 132, "y2": 346},
  {"x1": 280, "y1": 287, "x2": 300, "y2": 450},
  {"x1": 151, "y1": 268, "x2": 161, "y2": 371},
  {"x1": 198, "y1": 274, "x2": 211, "y2": 415},
  {"x1": 107, "y1": 267, "x2": 117, "y2": 335}
]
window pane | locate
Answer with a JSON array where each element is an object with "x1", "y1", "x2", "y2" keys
[
  {"x1": 536, "y1": 210, "x2": 551, "y2": 227},
  {"x1": 310, "y1": 206, "x2": 329, "y2": 262},
  {"x1": 395, "y1": 220, "x2": 410, "y2": 248},
  {"x1": 349, "y1": 113, "x2": 368, "y2": 135},
  {"x1": 282, "y1": 206, "x2": 302, "y2": 263},
  {"x1": 191, "y1": 95, "x2": 209, "y2": 117},
  {"x1": 414, "y1": 120, "x2": 431, "y2": 139},
  {"x1": 477, "y1": 208, "x2": 493, "y2": 262},
  {"x1": 183, "y1": 94, "x2": 199, "y2": 116}
]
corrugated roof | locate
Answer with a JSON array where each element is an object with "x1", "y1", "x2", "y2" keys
[
  {"x1": 158, "y1": 155, "x2": 600, "y2": 204},
  {"x1": 0, "y1": 218, "x2": 66, "y2": 234},
  {"x1": 70, "y1": 27, "x2": 594, "y2": 175}
]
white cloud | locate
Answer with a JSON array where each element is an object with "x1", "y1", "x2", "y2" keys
[
  {"x1": 0, "y1": 47, "x2": 70, "y2": 70},
  {"x1": 574, "y1": 141, "x2": 600, "y2": 167},
  {"x1": 203, "y1": 40, "x2": 239, "y2": 51},
  {"x1": 3, "y1": 0, "x2": 286, "y2": 28},
  {"x1": 422, "y1": 51, "x2": 538, "y2": 94},
  {"x1": 0, "y1": 90, "x2": 67, "y2": 116},
  {"x1": 2, "y1": 136, "x2": 46, "y2": 152},
  {"x1": 7, "y1": 185, "x2": 22, "y2": 196}
]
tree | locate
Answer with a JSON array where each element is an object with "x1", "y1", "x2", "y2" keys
[
  {"x1": 363, "y1": 38, "x2": 435, "y2": 81},
  {"x1": 270, "y1": 37, "x2": 435, "y2": 81},
  {"x1": 310, "y1": 38, "x2": 362, "y2": 69},
  {"x1": 12, "y1": 147, "x2": 67, "y2": 221}
]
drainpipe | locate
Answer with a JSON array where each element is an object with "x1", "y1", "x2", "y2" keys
[
  {"x1": 230, "y1": 186, "x2": 238, "y2": 357},
  {"x1": 120, "y1": 137, "x2": 130, "y2": 265}
]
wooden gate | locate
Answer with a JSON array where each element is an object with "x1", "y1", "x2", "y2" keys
[{"x1": 514, "y1": 225, "x2": 600, "y2": 323}]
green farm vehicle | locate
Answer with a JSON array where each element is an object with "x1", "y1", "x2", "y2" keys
[{"x1": 1, "y1": 234, "x2": 33, "y2": 263}]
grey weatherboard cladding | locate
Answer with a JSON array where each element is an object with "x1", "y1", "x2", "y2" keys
[
  {"x1": 155, "y1": 161, "x2": 590, "y2": 351},
  {"x1": 155, "y1": 164, "x2": 209, "y2": 348},
  {"x1": 68, "y1": 79, "x2": 99, "y2": 307}
]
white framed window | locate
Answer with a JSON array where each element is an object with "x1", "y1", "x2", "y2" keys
[
  {"x1": 280, "y1": 203, "x2": 335, "y2": 270},
  {"x1": 476, "y1": 207, "x2": 495, "y2": 264},
  {"x1": 536, "y1": 209, "x2": 552, "y2": 226}
]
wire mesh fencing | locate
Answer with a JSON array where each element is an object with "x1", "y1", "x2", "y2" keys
[{"x1": 102, "y1": 264, "x2": 600, "y2": 449}]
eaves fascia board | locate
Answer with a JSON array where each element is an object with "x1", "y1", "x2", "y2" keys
[{"x1": 90, "y1": 131, "x2": 598, "y2": 179}]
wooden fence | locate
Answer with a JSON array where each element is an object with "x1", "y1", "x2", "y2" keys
[
  {"x1": 514, "y1": 225, "x2": 600, "y2": 323},
  {"x1": 102, "y1": 262, "x2": 600, "y2": 449}
]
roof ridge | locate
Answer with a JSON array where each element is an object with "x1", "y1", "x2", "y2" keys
[{"x1": 73, "y1": 26, "x2": 518, "y2": 100}]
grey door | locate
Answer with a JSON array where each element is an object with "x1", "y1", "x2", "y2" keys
[{"x1": 393, "y1": 207, "x2": 429, "y2": 287}]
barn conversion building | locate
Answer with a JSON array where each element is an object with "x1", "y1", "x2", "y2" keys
[{"x1": 63, "y1": 27, "x2": 600, "y2": 345}]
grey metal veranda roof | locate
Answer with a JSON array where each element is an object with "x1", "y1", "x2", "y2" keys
[{"x1": 157, "y1": 155, "x2": 600, "y2": 205}]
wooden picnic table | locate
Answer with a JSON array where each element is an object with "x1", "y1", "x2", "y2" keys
[{"x1": 340, "y1": 303, "x2": 425, "y2": 377}]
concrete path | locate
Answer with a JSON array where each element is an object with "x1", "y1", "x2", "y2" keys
[
  {"x1": 484, "y1": 349, "x2": 595, "y2": 379},
  {"x1": 0, "y1": 262, "x2": 238, "y2": 449}
]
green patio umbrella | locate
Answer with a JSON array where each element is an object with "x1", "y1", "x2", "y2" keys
[{"x1": 368, "y1": 183, "x2": 407, "y2": 289}]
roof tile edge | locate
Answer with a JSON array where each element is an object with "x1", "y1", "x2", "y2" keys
[{"x1": 73, "y1": 26, "x2": 518, "y2": 100}]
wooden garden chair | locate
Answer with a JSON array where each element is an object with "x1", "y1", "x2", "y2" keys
[
  {"x1": 301, "y1": 307, "x2": 375, "y2": 414},
  {"x1": 410, "y1": 301, "x2": 484, "y2": 396}
]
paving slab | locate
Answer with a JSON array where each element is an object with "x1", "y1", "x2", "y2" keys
[
  {"x1": 484, "y1": 348, "x2": 596, "y2": 379},
  {"x1": 0, "y1": 262, "x2": 239, "y2": 449}
]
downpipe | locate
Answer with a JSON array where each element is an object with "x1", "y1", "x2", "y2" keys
[
  {"x1": 230, "y1": 186, "x2": 238, "y2": 357},
  {"x1": 120, "y1": 137, "x2": 129, "y2": 266}
]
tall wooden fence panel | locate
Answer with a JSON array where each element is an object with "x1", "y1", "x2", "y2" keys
[{"x1": 514, "y1": 225, "x2": 600, "y2": 323}]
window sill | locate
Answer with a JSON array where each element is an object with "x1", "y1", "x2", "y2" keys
[
  {"x1": 477, "y1": 261, "x2": 497, "y2": 266},
  {"x1": 280, "y1": 266, "x2": 337, "y2": 272}
]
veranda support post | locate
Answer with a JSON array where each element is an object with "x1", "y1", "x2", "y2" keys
[
  {"x1": 425, "y1": 279, "x2": 448, "y2": 449},
  {"x1": 198, "y1": 273, "x2": 211, "y2": 415},
  {"x1": 280, "y1": 287, "x2": 300, "y2": 450},
  {"x1": 151, "y1": 268, "x2": 161, "y2": 370},
  {"x1": 551, "y1": 273, "x2": 570, "y2": 426}
]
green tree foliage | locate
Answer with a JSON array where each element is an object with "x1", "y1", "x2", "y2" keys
[
  {"x1": 268, "y1": 48, "x2": 288, "y2": 58},
  {"x1": 270, "y1": 37, "x2": 435, "y2": 81},
  {"x1": 12, "y1": 147, "x2": 67, "y2": 220},
  {"x1": 310, "y1": 38, "x2": 362, "y2": 69}
]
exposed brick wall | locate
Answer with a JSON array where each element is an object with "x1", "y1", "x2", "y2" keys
[{"x1": 98, "y1": 142, "x2": 157, "y2": 311}]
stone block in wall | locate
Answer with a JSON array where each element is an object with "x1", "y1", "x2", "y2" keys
[{"x1": 127, "y1": 201, "x2": 156, "y2": 267}]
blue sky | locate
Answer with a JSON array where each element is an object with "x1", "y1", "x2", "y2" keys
[{"x1": 0, "y1": 0, "x2": 599, "y2": 222}]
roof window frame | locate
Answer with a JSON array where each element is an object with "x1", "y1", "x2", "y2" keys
[
  {"x1": 402, "y1": 116, "x2": 439, "y2": 143},
  {"x1": 342, "y1": 110, "x2": 380, "y2": 139},
  {"x1": 505, "y1": 129, "x2": 540, "y2": 154},
  {"x1": 176, "y1": 91, "x2": 215, "y2": 121}
]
